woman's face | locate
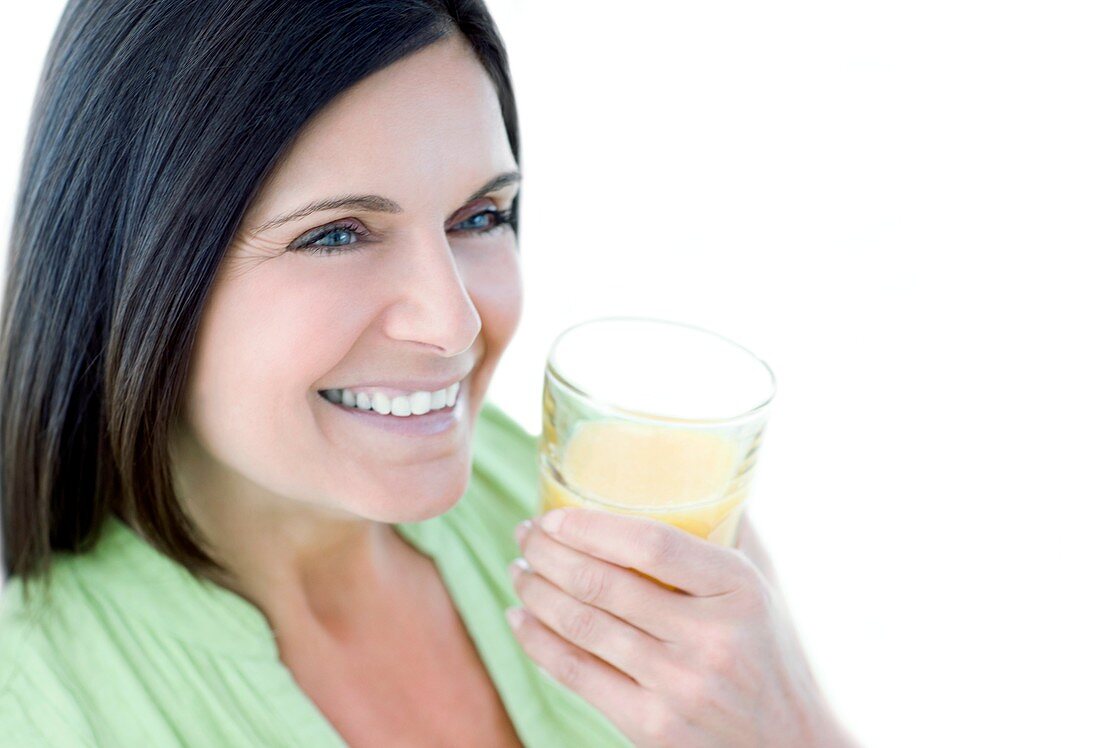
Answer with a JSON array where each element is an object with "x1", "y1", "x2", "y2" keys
[{"x1": 174, "y1": 35, "x2": 522, "y2": 524}]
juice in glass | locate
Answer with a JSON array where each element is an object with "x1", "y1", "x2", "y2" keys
[{"x1": 537, "y1": 317, "x2": 775, "y2": 551}]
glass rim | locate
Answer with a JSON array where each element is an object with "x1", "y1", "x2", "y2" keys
[{"x1": 545, "y1": 315, "x2": 777, "y2": 426}]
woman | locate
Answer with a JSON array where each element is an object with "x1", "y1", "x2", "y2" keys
[{"x1": 0, "y1": 1, "x2": 857, "y2": 746}]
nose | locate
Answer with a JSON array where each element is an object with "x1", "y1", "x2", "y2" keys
[{"x1": 380, "y1": 228, "x2": 482, "y2": 358}]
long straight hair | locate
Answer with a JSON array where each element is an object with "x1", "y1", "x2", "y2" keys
[{"x1": 0, "y1": 0, "x2": 521, "y2": 603}]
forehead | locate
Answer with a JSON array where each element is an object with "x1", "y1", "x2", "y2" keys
[{"x1": 248, "y1": 35, "x2": 513, "y2": 218}]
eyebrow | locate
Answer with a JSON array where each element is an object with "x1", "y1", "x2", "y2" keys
[{"x1": 251, "y1": 170, "x2": 523, "y2": 234}]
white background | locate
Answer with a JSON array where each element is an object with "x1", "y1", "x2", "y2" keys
[{"x1": 2, "y1": 2, "x2": 1098, "y2": 746}]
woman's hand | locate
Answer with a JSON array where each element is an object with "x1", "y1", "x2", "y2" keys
[{"x1": 507, "y1": 507, "x2": 857, "y2": 748}]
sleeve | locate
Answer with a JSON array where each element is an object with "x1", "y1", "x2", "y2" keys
[
  {"x1": 0, "y1": 620, "x2": 96, "y2": 748},
  {"x1": 0, "y1": 685, "x2": 95, "y2": 747}
]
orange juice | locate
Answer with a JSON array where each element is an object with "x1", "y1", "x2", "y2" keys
[{"x1": 538, "y1": 418, "x2": 755, "y2": 547}]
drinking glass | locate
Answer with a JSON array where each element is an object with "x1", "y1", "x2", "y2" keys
[{"x1": 537, "y1": 316, "x2": 776, "y2": 548}]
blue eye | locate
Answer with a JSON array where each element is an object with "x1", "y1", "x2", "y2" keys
[
  {"x1": 296, "y1": 220, "x2": 369, "y2": 256},
  {"x1": 295, "y1": 206, "x2": 516, "y2": 257},
  {"x1": 456, "y1": 209, "x2": 504, "y2": 233},
  {"x1": 452, "y1": 206, "x2": 517, "y2": 237},
  {"x1": 315, "y1": 227, "x2": 358, "y2": 247}
]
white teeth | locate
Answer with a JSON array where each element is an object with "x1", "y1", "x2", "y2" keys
[
  {"x1": 372, "y1": 392, "x2": 391, "y2": 415},
  {"x1": 323, "y1": 381, "x2": 461, "y2": 416},
  {"x1": 390, "y1": 395, "x2": 412, "y2": 416},
  {"x1": 430, "y1": 388, "x2": 447, "y2": 410},
  {"x1": 409, "y1": 391, "x2": 432, "y2": 415}
]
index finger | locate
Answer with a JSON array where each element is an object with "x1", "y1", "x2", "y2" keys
[{"x1": 536, "y1": 506, "x2": 743, "y2": 597}]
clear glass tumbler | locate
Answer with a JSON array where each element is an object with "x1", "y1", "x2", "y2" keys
[{"x1": 538, "y1": 316, "x2": 776, "y2": 547}]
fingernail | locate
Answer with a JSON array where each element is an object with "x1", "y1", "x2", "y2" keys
[
  {"x1": 505, "y1": 606, "x2": 524, "y2": 628},
  {"x1": 509, "y1": 556, "x2": 532, "y2": 582},
  {"x1": 539, "y1": 508, "x2": 566, "y2": 534},
  {"x1": 514, "y1": 519, "x2": 533, "y2": 545}
]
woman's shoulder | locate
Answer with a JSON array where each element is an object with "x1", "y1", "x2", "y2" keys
[
  {"x1": 1, "y1": 573, "x2": 75, "y2": 683},
  {"x1": 0, "y1": 536, "x2": 209, "y2": 743},
  {"x1": 0, "y1": 568, "x2": 91, "y2": 680},
  {"x1": 0, "y1": 689, "x2": 92, "y2": 746},
  {"x1": 0, "y1": 577, "x2": 97, "y2": 745}
]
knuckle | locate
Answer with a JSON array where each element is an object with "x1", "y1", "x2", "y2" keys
[
  {"x1": 662, "y1": 652, "x2": 732, "y2": 722},
  {"x1": 639, "y1": 524, "x2": 678, "y2": 567},
  {"x1": 732, "y1": 567, "x2": 771, "y2": 614},
  {"x1": 640, "y1": 701, "x2": 680, "y2": 746},
  {"x1": 552, "y1": 651, "x2": 585, "y2": 689},
  {"x1": 728, "y1": 546, "x2": 753, "y2": 568},
  {"x1": 698, "y1": 635, "x2": 738, "y2": 676},
  {"x1": 561, "y1": 606, "x2": 599, "y2": 645},
  {"x1": 679, "y1": 671, "x2": 728, "y2": 723},
  {"x1": 716, "y1": 552, "x2": 771, "y2": 616},
  {"x1": 558, "y1": 508, "x2": 583, "y2": 537},
  {"x1": 570, "y1": 563, "x2": 607, "y2": 605}
]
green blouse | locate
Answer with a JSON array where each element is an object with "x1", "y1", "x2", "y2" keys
[{"x1": 0, "y1": 401, "x2": 633, "y2": 747}]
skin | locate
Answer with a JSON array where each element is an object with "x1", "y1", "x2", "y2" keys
[
  {"x1": 169, "y1": 33, "x2": 522, "y2": 641},
  {"x1": 166, "y1": 28, "x2": 854, "y2": 748},
  {"x1": 509, "y1": 511, "x2": 861, "y2": 747}
]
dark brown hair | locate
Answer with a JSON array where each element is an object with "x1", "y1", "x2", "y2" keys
[{"x1": 0, "y1": 0, "x2": 521, "y2": 604}]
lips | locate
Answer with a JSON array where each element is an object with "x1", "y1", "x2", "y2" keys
[
  {"x1": 320, "y1": 381, "x2": 460, "y2": 415},
  {"x1": 321, "y1": 382, "x2": 465, "y2": 437}
]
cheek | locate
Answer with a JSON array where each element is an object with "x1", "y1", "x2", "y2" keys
[
  {"x1": 460, "y1": 242, "x2": 523, "y2": 349},
  {"x1": 195, "y1": 269, "x2": 334, "y2": 396},
  {"x1": 182, "y1": 246, "x2": 520, "y2": 494},
  {"x1": 456, "y1": 243, "x2": 522, "y2": 415},
  {"x1": 183, "y1": 265, "x2": 351, "y2": 480}
]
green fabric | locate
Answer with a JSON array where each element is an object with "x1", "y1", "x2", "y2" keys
[{"x1": 0, "y1": 401, "x2": 633, "y2": 747}]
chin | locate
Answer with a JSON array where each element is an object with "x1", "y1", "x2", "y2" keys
[{"x1": 342, "y1": 458, "x2": 475, "y2": 524}]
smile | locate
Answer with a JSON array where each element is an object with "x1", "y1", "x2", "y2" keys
[
  {"x1": 319, "y1": 381, "x2": 460, "y2": 416},
  {"x1": 318, "y1": 378, "x2": 468, "y2": 437}
]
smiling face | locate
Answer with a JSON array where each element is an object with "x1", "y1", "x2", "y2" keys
[{"x1": 173, "y1": 34, "x2": 522, "y2": 525}]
